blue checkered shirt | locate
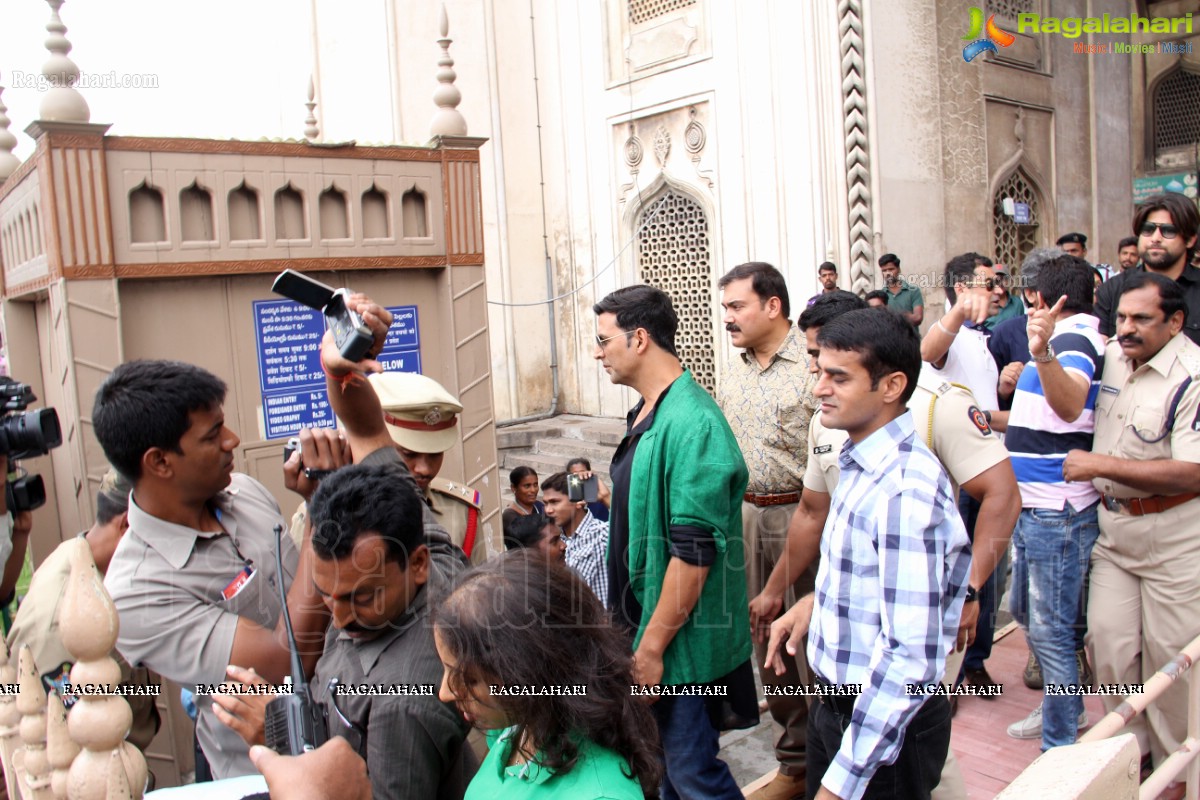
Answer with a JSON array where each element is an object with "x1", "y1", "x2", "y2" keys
[
  {"x1": 807, "y1": 412, "x2": 971, "y2": 800},
  {"x1": 565, "y1": 510, "x2": 610, "y2": 608}
]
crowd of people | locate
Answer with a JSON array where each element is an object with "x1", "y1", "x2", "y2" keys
[{"x1": 0, "y1": 190, "x2": 1197, "y2": 800}]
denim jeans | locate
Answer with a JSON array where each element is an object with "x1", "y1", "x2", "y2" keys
[
  {"x1": 651, "y1": 694, "x2": 743, "y2": 800},
  {"x1": 1009, "y1": 501, "x2": 1100, "y2": 749}
]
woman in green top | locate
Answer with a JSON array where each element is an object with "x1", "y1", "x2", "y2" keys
[{"x1": 433, "y1": 550, "x2": 662, "y2": 799}]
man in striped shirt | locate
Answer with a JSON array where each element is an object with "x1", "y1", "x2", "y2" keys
[
  {"x1": 765, "y1": 308, "x2": 970, "y2": 800},
  {"x1": 988, "y1": 255, "x2": 1104, "y2": 749}
]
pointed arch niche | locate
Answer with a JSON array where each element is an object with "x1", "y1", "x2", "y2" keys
[
  {"x1": 401, "y1": 186, "x2": 428, "y2": 238},
  {"x1": 274, "y1": 182, "x2": 307, "y2": 241},
  {"x1": 990, "y1": 163, "x2": 1051, "y2": 279},
  {"x1": 630, "y1": 182, "x2": 717, "y2": 394},
  {"x1": 319, "y1": 184, "x2": 350, "y2": 240},
  {"x1": 228, "y1": 182, "x2": 262, "y2": 241},
  {"x1": 361, "y1": 183, "x2": 390, "y2": 239},
  {"x1": 180, "y1": 181, "x2": 215, "y2": 242},
  {"x1": 129, "y1": 182, "x2": 167, "y2": 244}
]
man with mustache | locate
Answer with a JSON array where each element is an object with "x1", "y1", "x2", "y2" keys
[
  {"x1": 1063, "y1": 273, "x2": 1200, "y2": 800},
  {"x1": 718, "y1": 261, "x2": 816, "y2": 800},
  {"x1": 1095, "y1": 192, "x2": 1200, "y2": 346}
]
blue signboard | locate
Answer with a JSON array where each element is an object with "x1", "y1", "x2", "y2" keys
[
  {"x1": 1013, "y1": 202, "x2": 1031, "y2": 224},
  {"x1": 254, "y1": 300, "x2": 421, "y2": 439}
]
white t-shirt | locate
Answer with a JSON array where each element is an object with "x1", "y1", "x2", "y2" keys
[{"x1": 924, "y1": 323, "x2": 999, "y2": 410}]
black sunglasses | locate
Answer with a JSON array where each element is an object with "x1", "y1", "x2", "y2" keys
[{"x1": 1139, "y1": 222, "x2": 1179, "y2": 239}]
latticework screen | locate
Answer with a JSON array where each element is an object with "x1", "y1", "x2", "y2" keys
[
  {"x1": 993, "y1": 170, "x2": 1041, "y2": 273},
  {"x1": 1154, "y1": 69, "x2": 1200, "y2": 153},
  {"x1": 988, "y1": 0, "x2": 1035, "y2": 21},
  {"x1": 628, "y1": 0, "x2": 696, "y2": 26},
  {"x1": 636, "y1": 189, "x2": 717, "y2": 393}
]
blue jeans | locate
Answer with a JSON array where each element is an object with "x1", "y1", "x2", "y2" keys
[
  {"x1": 1010, "y1": 502, "x2": 1100, "y2": 749},
  {"x1": 651, "y1": 695, "x2": 743, "y2": 800}
]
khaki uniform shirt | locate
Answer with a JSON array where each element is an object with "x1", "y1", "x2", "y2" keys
[
  {"x1": 717, "y1": 328, "x2": 817, "y2": 493},
  {"x1": 803, "y1": 372, "x2": 1009, "y2": 495},
  {"x1": 1091, "y1": 335, "x2": 1200, "y2": 551},
  {"x1": 105, "y1": 474, "x2": 298, "y2": 780},
  {"x1": 428, "y1": 477, "x2": 482, "y2": 563},
  {"x1": 7, "y1": 537, "x2": 160, "y2": 751}
]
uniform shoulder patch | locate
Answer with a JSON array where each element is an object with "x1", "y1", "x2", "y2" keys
[
  {"x1": 430, "y1": 477, "x2": 481, "y2": 509},
  {"x1": 1179, "y1": 348, "x2": 1200, "y2": 379},
  {"x1": 967, "y1": 405, "x2": 992, "y2": 436}
]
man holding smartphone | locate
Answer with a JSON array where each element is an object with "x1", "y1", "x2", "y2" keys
[{"x1": 540, "y1": 471, "x2": 609, "y2": 605}]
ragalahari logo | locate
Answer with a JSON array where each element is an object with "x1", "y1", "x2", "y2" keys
[{"x1": 963, "y1": 7, "x2": 1016, "y2": 61}]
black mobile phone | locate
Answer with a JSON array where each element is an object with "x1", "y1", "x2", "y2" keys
[{"x1": 567, "y1": 474, "x2": 599, "y2": 503}]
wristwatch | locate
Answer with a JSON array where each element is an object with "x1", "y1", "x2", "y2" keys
[
  {"x1": 964, "y1": 585, "x2": 979, "y2": 603},
  {"x1": 1032, "y1": 344, "x2": 1056, "y2": 364}
]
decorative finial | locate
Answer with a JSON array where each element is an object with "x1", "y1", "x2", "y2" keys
[
  {"x1": 0, "y1": 86, "x2": 20, "y2": 183},
  {"x1": 429, "y1": 3, "x2": 467, "y2": 137},
  {"x1": 39, "y1": 0, "x2": 91, "y2": 123},
  {"x1": 304, "y1": 76, "x2": 320, "y2": 142}
]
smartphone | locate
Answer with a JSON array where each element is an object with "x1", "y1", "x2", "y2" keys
[{"x1": 567, "y1": 474, "x2": 599, "y2": 503}]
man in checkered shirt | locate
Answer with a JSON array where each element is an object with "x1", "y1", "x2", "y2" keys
[{"x1": 766, "y1": 308, "x2": 971, "y2": 800}]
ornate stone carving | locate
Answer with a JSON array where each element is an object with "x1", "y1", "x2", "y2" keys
[
  {"x1": 59, "y1": 541, "x2": 146, "y2": 799},
  {"x1": 430, "y1": 4, "x2": 468, "y2": 137},
  {"x1": 16, "y1": 645, "x2": 52, "y2": 799},
  {"x1": 838, "y1": 0, "x2": 874, "y2": 296},
  {"x1": 39, "y1": 0, "x2": 90, "y2": 123},
  {"x1": 46, "y1": 693, "x2": 78, "y2": 799},
  {"x1": 0, "y1": 644, "x2": 22, "y2": 800},
  {"x1": 683, "y1": 108, "x2": 705, "y2": 155},
  {"x1": 304, "y1": 76, "x2": 320, "y2": 143},
  {"x1": 0, "y1": 87, "x2": 20, "y2": 183},
  {"x1": 624, "y1": 129, "x2": 643, "y2": 169},
  {"x1": 652, "y1": 126, "x2": 670, "y2": 167}
]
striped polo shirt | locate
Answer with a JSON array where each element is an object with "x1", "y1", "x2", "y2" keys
[{"x1": 1006, "y1": 313, "x2": 1105, "y2": 510}]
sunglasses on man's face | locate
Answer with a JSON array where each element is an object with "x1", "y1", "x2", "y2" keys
[
  {"x1": 965, "y1": 278, "x2": 995, "y2": 291},
  {"x1": 1139, "y1": 222, "x2": 1180, "y2": 239}
]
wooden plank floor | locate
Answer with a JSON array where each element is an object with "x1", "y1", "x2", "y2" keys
[{"x1": 951, "y1": 627, "x2": 1110, "y2": 799}]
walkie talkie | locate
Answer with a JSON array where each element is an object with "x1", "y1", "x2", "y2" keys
[{"x1": 263, "y1": 524, "x2": 328, "y2": 754}]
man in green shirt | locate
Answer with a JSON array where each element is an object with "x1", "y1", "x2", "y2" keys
[{"x1": 879, "y1": 253, "x2": 924, "y2": 330}]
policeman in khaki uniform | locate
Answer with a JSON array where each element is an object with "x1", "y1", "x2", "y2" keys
[
  {"x1": 768, "y1": 296, "x2": 1020, "y2": 800},
  {"x1": 367, "y1": 372, "x2": 484, "y2": 563},
  {"x1": 1063, "y1": 273, "x2": 1200, "y2": 783},
  {"x1": 6, "y1": 470, "x2": 161, "y2": 752}
]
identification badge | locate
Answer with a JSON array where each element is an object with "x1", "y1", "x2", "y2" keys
[
  {"x1": 813, "y1": 444, "x2": 833, "y2": 455},
  {"x1": 222, "y1": 562, "x2": 256, "y2": 601},
  {"x1": 1101, "y1": 385, "x2": 1119, "y2": 395}
]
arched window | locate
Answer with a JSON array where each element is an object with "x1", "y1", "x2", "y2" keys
[
  {"x1": 635, "y1": 188, "x2": 717, "y2": 394},
  {"x1": 992, "y1": 169, "x2": 1043, "y2": 274},
  {"x1": 1152, "y1": 67, "x2": 1200, "y2": 162}
]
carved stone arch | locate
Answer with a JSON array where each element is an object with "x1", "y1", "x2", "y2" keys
[
  {"x1": 988, "y1": 159, "x2": 1053, "y2": 276},
  {"x1": 623, "y1": 173, "x2": 718, "y2": 394}
]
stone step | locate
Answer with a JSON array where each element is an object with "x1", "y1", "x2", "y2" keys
[
  {"x1": 497, "y1": 414, "x2": 626, "y2": 449},
  {"x1": 532, "y1": 437, "x2": 617, "y2": 466}
]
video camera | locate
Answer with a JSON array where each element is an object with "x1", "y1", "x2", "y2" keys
[
  {"x1": 0, "y1": 380, "x2": 63, "y2": 513},
  {"x1": 271, "y1": 269, "x2": 375, "y2": 362}
]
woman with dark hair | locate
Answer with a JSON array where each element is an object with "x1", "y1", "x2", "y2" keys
[
  {"x1": 434, "y1": 551, "x2": 662, "y2": 799},
  {"x1": 502, "y1": 466, "x2": 544, "y2": 537}
]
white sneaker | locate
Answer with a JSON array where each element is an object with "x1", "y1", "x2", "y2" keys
[{"x1": 1007, "y1": 702, "x2": 1090, "y2": 740}]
